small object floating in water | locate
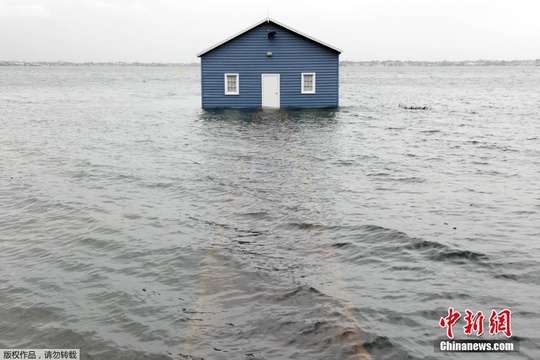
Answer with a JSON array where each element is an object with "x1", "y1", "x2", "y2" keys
[{"x1": 399, "y1": 103, "x2": 429, "y2": 110}]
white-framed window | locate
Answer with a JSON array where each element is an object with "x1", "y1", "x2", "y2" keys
[
  {"x1": 301, "y1": 73, "x2": 316, "y2": 94},
  {"x1": 224, "y1": 73, "x2": 239, "y2": 95}
]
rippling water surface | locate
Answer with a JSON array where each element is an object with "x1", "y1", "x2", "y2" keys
[{"x1": 1, "y1": 65, "x2": 540, "y2": 359}]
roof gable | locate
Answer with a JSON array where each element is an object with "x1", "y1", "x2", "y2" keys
[{"x1": 197, "y1": 18, "x2": 342, "y2": 57}]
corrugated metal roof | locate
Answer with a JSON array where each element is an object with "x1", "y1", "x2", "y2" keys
[{"x1": 197, "y1": 17, "x2": 342, "y2": 57}]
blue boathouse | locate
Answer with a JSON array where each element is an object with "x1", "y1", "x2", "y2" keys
[{"x1": 197, "y1": 18, "x2": 342, "y2": 109}]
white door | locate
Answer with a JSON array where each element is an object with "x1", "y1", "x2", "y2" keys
[{"x1": 262, "y1": 74, "x2": 280, "y2": 108}]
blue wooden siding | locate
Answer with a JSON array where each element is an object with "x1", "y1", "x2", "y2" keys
[{"x1": 200, "y1": 22, "x2": 339, "y2": 109}]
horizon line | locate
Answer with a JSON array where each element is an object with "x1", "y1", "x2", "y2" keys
[{"x1": 1, "y1": 59, "x2": 539, "y2": 65}]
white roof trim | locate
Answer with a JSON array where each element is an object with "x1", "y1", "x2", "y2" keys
[{"x1": 197, "y1": 17, "x2": 342, "y2": 57}]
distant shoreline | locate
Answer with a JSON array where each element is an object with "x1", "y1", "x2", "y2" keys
[
  {"x1": 1, "y1": 59, "x2": 539, "y2": 67},
  {"x1": 341, "y1": 59, "x2": 539, "y2": 67},
  {"x1": 0, "y1": 61, "x2": 199, "y2": 67}
]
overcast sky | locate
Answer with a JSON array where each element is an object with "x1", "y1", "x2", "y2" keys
[{"x1": 1, "y1": 0, "x2": 538, "y2": 63}]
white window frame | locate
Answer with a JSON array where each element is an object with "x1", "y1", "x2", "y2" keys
[
  {"x1": 224, "y1": 73, "x2": 239, "y2": 95},
  {"x1": 301, "y1": 72, "x2": 316, "y2": 94}
]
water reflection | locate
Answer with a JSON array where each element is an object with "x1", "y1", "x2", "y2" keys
[{"x1": 199, "y1": 107, "x2": 339, "y2": 124}]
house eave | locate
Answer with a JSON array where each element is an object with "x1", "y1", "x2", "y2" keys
[{"x1": 196, "y1": 17, "x2": 342, "y2": 57}]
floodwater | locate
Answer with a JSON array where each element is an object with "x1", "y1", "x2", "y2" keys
[{"x1": 1, "y1": 65, "x2": 539, "y2": 359}]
